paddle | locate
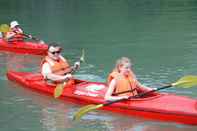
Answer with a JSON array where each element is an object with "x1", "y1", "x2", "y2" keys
[
  {"x1": 22, "y1": 34, "x2": 45, "y2": 44},
  {"x1": 73, "y1": 75, "x2": 197, "y2": 121},
  {"x1": 54, "y1": 49, "x2": 85, "y2": 98},
  {"x1": 0, "y1": 24, "x2": 10, "y2": 32}
]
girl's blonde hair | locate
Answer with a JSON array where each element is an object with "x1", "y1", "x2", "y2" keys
[{"x1": 115, "y1": 57, "x2": 132, "y2": 70}]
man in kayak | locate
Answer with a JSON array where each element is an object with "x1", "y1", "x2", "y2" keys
[
  {"x1": 105, "y1": 57, "x2": 152, "y2": 101},
  {"x1": 41, "y1": 44, "x2": 80, "y2": 84},
  {"x1": 5, "y1": 21, "x2": 32, "y2": 42}
]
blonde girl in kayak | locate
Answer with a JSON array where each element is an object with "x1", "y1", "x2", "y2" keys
[{"x1": 105, "y1": 57, "x2": 152, "y2": 101}]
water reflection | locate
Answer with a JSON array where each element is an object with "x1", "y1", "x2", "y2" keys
[
  {"x1": 0, "y1": 52, "x2": 43, "y2": 72},
  {"x1": 72, "y1": 111, "x2": 197, "y2": 131},
  {"x1": 26, "y1": 91, "x2": 197, "y2": 131}
]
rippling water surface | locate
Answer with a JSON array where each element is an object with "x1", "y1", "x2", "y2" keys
[{"x1": 1, "y1": 0, "x2": 197, "y2": 130}]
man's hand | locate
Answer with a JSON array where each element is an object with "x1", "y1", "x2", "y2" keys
[
  {"x1": 74, "y1": 61, "x2": 80, "y2": 70},
  {"x1": 28, "y1": 34, "x2": 33, "y2": 39},
  {"x1": 64, "y1": 73, "x2": 72, "y2": 80}
]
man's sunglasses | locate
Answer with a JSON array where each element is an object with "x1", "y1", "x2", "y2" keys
[{"x1": 50, "y1": 50, "x2": 61, "y2": 54}]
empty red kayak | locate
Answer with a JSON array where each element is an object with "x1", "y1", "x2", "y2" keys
[
  {"x1": 7, "y1": 70, "x2": 197, "y2": 125},
  {"x1": 0, "y1": 39, "x2": 48, "y2": 55}
]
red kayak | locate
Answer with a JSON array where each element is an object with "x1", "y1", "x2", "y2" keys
[
  {"x1": 0, "y1": 39, "x2": 48, "y2": 55},
  {"x1": 7, "y1": 71, "x2": 197, "y2": 125}
]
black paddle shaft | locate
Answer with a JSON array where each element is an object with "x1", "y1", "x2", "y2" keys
[
  {"x1": 64, "y1": 57, "x2": 84, "y2": 75},
  {"x1": 104, "y1": 84, "x2": 172, "y2": 106},
  {"x1": 23, "y1": 34, "x2": 40, "y2": 41}
]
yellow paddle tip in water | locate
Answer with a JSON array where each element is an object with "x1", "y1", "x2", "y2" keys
[
  {"x1": 0, "y1": 24, "x2": 10, "y2": 32},
  {"x1": 54, "y1": 83, "x2": 64, "y2": 98},
  {"x1": 73, "y1": 104, "x2": 103, "y2": 121}
]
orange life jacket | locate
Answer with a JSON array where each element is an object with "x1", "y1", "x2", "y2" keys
[
  {"x1": 43, "y1": 56, "x2": 70, "y2": 75},
  {"x1": 41, "y1": 56, "x2": 74, "y2": 85},
  {"x1": 5, "y1": 31, "x2": 25, "y2": 42},
  {"x1": 107, "y1": 70, "x2": 138, "y2": 96}
]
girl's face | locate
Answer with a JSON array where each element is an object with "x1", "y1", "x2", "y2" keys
[{"x1": 119, "y1": 63, "x2": 131, "y2": 76}]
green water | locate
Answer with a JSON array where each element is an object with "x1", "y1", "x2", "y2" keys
[{"x1": 1, "y1": 0, "x2": 197, "y2": 130}]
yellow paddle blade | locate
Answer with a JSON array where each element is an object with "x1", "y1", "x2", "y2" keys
[
  {"x1": 80, "y1": 49, "x2": 85, "y2": 62},
  {"x1": 54, "y1": 83, "x2": 64, "y2": 98},
  {"x1": 172, "y1": 75, "x2": 197, "y2": 88},
  {"x1": 73, "y1": 104, "x2": 103, "y2": 121},
  {"x1": 0, "y1": 24, "x2": 10, "y2": 32}
]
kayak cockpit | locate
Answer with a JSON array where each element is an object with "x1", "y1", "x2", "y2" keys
[
  {"x1": 135, "y1": 88, "x2": 160, "y2": 99},
  {"x1": 73, "y1": 80, "x2": 161, "y2": 100}
]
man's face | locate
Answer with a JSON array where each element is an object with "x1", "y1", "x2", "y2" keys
[{"x1": 48, "y1": 46, "x2": 61, "y2": 60}]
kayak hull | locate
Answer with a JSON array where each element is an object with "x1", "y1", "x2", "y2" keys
[
  {"x1": 7, "y1": 71, "x2": 197, "y2": 125},
  {"x1": 0, "y1": 39, "x2": 48, "y2": 55}
]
